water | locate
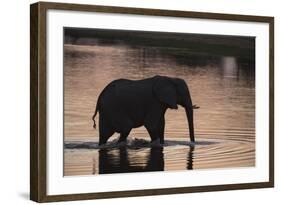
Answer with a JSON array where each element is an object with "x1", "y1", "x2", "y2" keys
[{"x1": 63, "y1": 43, "x2": 255, "y2": 176}]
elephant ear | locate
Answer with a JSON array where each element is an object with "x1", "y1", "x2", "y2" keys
[{"x1": 153, "y1": 77, "x2": 178, "y2": 109}]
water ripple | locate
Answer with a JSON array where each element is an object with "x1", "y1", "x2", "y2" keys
[{"x1": 64, "y1": 131, "x2": 255, "y2": 175}]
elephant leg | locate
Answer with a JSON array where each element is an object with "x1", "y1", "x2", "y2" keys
[
  {"x1": 144, "y1": 108, "x2": 165, "y2": 143},
  {"x1": 118, "y1": 129, "x2": 131, "y2": 143},
  {"x1": 159, "y1": 117, "x2": 165, "y2": 144},
  {"x1": 99, "y1": 113, "x2": 114, "y2": 145},
  {"x1": 144, "y1": 119, "x2": 161, "y2": 143},
  {"x1": 145, "y1": 126, "x2": 159, "y2": 143},
  {"x1": 113, "y1": 114, "x2": 133, "y2": 143},
  {"x1": 145, "y1": 118, "x2": 164, "y2": 144}
]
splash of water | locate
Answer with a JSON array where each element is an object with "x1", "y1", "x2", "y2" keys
[{"x1": 64, "y1": 137, "x2": 217, "y2": 150}]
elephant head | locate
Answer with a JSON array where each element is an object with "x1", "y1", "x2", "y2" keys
[{"x1": 153, "y1": 76, "x2": 196, "y2": 142}]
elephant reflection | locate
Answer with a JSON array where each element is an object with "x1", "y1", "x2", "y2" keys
[
  {"x1": 98, "y1": 147, "x2": 164, "y2": 174},
  {"x1": 97, "y1": 145, "x2": 195, "y2": 174}
]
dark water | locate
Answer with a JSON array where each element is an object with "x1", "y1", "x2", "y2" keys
[{"x1": 63, "y1": 44, "x2": 255, "y2": 176}]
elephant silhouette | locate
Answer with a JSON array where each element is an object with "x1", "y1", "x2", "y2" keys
[{"x1": 92, "y1": 75, "x2": 199, "y2": 145}]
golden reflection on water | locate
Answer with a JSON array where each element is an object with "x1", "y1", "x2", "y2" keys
[{"x1": 64, "y1": 44, "x2": 255, "y2": 176}]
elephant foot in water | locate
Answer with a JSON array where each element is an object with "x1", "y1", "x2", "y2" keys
[
  {"x1": 117, "y1": 139, "x2": 127, "y2": 147},
  {"x1": 151, "y1": 138, "x2": 163, "y2": 147}
]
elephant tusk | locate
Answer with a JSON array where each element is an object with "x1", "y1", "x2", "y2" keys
[{"x1": 192, "y1": 104, "x2": 200, "y2": 109}]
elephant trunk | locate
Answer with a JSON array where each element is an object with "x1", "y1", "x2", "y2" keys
[
  {"x1": 185, "y1": 106, "x2": 195, "y2": 142},
  {"x1": 184, "y1": 90, "x2": 195, "y2": 142}
]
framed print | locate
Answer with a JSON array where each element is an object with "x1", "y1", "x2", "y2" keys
[{"x1": 30, "y1": 1, "x2": 274, "y2": 202}]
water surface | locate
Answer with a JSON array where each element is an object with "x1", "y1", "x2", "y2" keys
[{"x1": 64, "y1": 42, "x2": 255, "y2": 176}]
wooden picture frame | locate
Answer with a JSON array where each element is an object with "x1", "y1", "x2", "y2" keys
[{"x1": 30, "y1": 1, "x2": 274, "y2": 202}]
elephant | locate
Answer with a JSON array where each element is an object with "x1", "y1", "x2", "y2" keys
[{"x1": 92, "y1": 75, "x2": 199, "y2": 145}]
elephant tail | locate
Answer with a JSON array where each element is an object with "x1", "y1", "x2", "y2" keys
[{"x1": 92, "y1": 102, "x2": 99, "y2": 129}]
